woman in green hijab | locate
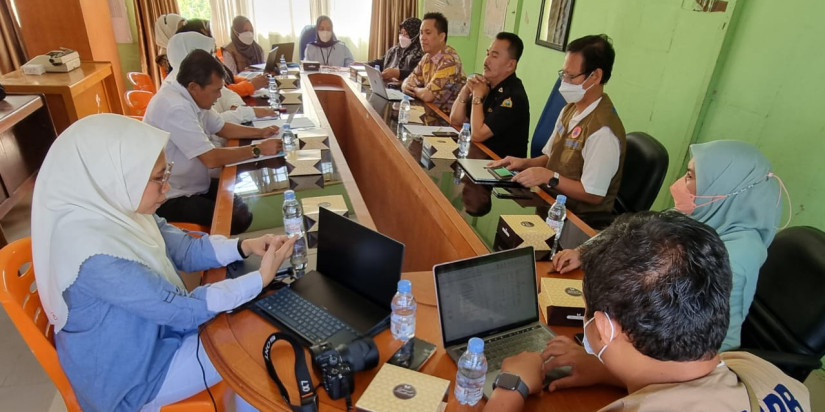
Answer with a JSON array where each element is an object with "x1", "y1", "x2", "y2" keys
[{"x1": 553, "y1": 140, "x2": 785, "y2": 351}]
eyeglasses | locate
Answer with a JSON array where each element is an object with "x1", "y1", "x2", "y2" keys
[
  {"x1": 558, "y1": 70, "x2": 587, "y2": 82},
  {"x1": 150, "y1": 162, "x2": 174, "y2": 186}
]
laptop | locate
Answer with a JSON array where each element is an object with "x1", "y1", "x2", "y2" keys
[
  {"x1": 364, "y1": 64, "x2": 406, "y2": 101},
  {"x1": 456, "y1": 158, "x2": 520, "y2": 186},
  {"x1": 253, "y1": 207, "x2": 405, "y2": 347},
  {"x1": 271, "y1": 42, "x2": 295, "y2": 64},
  {"x1": 434, "y1": 247, "x2": 565, "y2": 397}
]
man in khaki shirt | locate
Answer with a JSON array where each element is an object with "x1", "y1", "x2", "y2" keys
[{"x1": 483, "y1": 211, "x2": 810, "y2": 412}]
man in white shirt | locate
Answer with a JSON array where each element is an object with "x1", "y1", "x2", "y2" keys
[
  {"x1": 144, "y1": 49, "x2": 281, "y2": 234},
  {"x1": 489, "y1": 35, "x2": 625, "y2": 223}
]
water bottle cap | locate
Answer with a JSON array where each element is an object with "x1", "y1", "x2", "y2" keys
[
  {"x1": 402, "y1": 94, "x2": 410, "y2": 101},
  {"x1": 284, "y1": 190, "x2": 296, "y2": 200},
  {"x1": 397, "y1": 279, "x2": 411, "y2": 293},
  {"x1": 556, "y1": 195, "x2": 567, "y2": 204},
  {"x1": 468, "y1": 337, "x2": 484, "y2": 353},
  {"x1": 283, "y1": 124, "x2": 291, "y2": 130},
  {"x1": 462, "y1": 123, "x2": 470, "y2": 130}
]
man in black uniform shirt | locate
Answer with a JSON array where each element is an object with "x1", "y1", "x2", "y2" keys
[{"x1": 450, "y1": 32, "x2": 529, "y2": 158}]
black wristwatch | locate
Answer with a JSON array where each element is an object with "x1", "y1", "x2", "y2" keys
[
  {"x1": 251, "y1": 144, "x2": 261, "y2": 158},
  {"x1": 548, "y1": 171, "x2": 560, "y2": 188},
  {"x1": 492, "y1": 372, "x2": 530, "y2": 400}
]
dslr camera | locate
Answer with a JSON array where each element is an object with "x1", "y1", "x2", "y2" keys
[{"x1": 310, "y1": 337, "x2": 379, "y2": 400}]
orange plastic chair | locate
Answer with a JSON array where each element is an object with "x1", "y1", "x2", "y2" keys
[
  {"x1": 128, "y1": 71, "x2": 156, "y2": 93},
  {"x1": 0, "y1": 237, "x2": 229, "y2": 412},
  {"x1": 124, "y1": 90, "x2": 154, "y2": 118},
  {"x1": 169, "y1": 222, "x2": 210, "y2": 236}
]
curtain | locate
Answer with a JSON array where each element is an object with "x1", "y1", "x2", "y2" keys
[
  {"x1": 368, "y1": 0, "x2": 417, "y2": 61},
  {"x1": 0, "y1": 0, "x2": 27, "y2": 74},
  {"x1": 133, "y1": 0, "x2": 178, "y2": 87},
  {"x1": 209, "y1": 0, "x2": 252, "y2": 48}
]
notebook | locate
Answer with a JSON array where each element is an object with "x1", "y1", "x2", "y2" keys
[
  {"x1": 434, "y1": 247, "x2": 564, "y2": 397},
  {"x1": 364, "y1": 64, "x2": 406, "y2": 101},
  {"x1": 253, "y1": 207, "x2": 405, "y2": 347}
]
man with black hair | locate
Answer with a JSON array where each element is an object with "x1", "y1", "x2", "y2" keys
[
  {"x1": 450, "y1": 32, "x2": 529, "y2": 158},
  {"x1": 483, "y1": 211, "x2": 810, "y2": 411},
  {"x1": 144, "y1": 49, "x2": 282, "y2": 234},
  {"x1": 490, "y1": 34, "x2": 625, "y2": 222},
  {"x1": 402, "y1": 12, "x2": 466, "y2": 113}
]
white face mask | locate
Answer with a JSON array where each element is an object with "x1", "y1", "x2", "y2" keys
[
  {"x1": 318, "y1": 30, "x2": 333, "y2": 42},
  {"x1": 582, "y1": 312, "x2": 615, "y2": 364},
  {"x1": 399, "y1": 34, "x2": 412, "y2": 49},
  {"x1": 559, "y1": 73, "x2": 594, "y2": 104},
  {"x1": 237, "y1": 31, "x2": 255, "y2": 45}
]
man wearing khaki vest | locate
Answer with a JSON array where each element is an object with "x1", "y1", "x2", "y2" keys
[{"x1": 489, "y1": 34, "x2": 624, "y2": 223}]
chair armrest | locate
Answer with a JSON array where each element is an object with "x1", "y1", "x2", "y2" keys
[{"x1": 741, "y1": 348, "x2": 823, "y2": 371}]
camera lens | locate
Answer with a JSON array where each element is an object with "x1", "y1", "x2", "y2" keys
[{"x1": 337, "y1": 338, "x2": 379, "y2": 372}]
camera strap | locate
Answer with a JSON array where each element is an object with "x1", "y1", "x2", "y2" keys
[{"x1": 262, "y1": 332, "x2": 318, "y2": 412}]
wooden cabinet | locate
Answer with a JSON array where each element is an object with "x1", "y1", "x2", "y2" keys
[
  {"x1": 0, "y1": 62, "x2": 123, "y2": 134},
  {"x1": 0, "y1": 94, "x2": 57, "y2": 246}
]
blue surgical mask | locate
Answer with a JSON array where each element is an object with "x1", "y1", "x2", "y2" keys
[{"x1": 582, "y1": 312, "x2": 615, "y2": 363}]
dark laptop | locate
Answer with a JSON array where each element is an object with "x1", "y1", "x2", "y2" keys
[
  {"x1": 253, "y1": 207, "x2": 405, "y2": 347},
  {"x1": 271, "y1": 42, "x2": 295, "y2": 64},
  {"x1": 434, "y1": 247, "x2": 565, "y2": 397}
]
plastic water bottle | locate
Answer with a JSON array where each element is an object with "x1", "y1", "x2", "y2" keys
[
  {"x1": 397, "y1": 95, "x2": 411, "y2": 139},
  {"x1": 282, "y1": 123, "x2": 296, "y2": 152},
  {"x1": 546, "y1": 194, "x2": 567, "y2": 258},
  {"x1": 390, "y1": 280, "x2": 416, "y2": 342},
  {"x1": 282, "y1": 190, "x2": 308, "y2": 271},
  {"x1": 268, "y1": 75, "x2": 280, "y2": 109},
  {"x1": 455, "y1": 337, "x2": 487, "y2": 405},
  {"x1": 279, "y1": 55, "x2": 288, "y2": 76},
  {"x1": 458, "y1": 123, "x2": 471, "y2": 158}
]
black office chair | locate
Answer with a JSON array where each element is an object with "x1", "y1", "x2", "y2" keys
[
  {"x1": 739, "y1": 226, "x2": 825, "y2": 382},
  {"x1": 613, "y1": 132, "x2": 669, "y2": 214}
]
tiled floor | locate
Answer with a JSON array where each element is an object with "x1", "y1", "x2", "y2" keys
[{"x1": 2, "y1": 192, "x2": 825, "y2": 411}]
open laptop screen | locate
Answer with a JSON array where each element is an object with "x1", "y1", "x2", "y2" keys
[
  {"x1": 317, "y1": 207, "x2": 405, "y2": 310},
  {"x1": 435, "y1": 247, "x2": 539, "y2": 347}
]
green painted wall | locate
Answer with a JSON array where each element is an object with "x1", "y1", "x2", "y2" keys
[
  {"x1": 511, "y1": 0, "x2": 740, "y2": 211},
  {"x1": 116, "y1": 0, "x2": 141, "y2": 88},
  {"x1": 693, "y1": 0, "x2": 825, "y2": 229}
]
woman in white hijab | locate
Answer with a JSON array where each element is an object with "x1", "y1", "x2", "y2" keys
[
  {"x1": 31, "y1": 114, "x2": 295, "y2": 412},
  {"x1": 166, "y1": 31, "x2": 275, "y2": 146},
  {"x1": 154, "y1": 13, "x2": 186, "y2": 75}
]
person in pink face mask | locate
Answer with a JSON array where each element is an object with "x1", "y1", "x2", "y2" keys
[{"x1": 553, "y1": 140, "x2": 789, "y2": 351}]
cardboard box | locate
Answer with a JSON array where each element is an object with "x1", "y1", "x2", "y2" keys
[
  {"x1": 285, "y1": 149, "x2": 323, "y2": 176},
  {"x1": 539, "y1": 278, "x2": 586, "y2": 327},
  {"x1": 350, "y1": 64, "x2": 365, "y2": 80},
  {"x1": 422, "y1": 137, "x2": 458, "y2": 160},
  {"x1": 295, "y1": 128, "x2": 330, "y2": 150},
  {"x1": 302, "y1": 60, "x2": 320, "y2": 71},
  {"x1": 493, "y1": 215, "x2": 554, "y2": 260},
  {"x1": 274, "y1": 74, "x2": 299, "y2": 89},
  {"x1": 279, "y1": 89, "x2": 303, "y2": 105},
  {"x1": 355, "y1": 364, "x2": 449, "y2": 412},
  {"x1": 302, "y1": 195, "x2": 348, "y2": 248}
]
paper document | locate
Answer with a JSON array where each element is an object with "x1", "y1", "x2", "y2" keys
[
  {"x1": 253, "y1": 117, "x2": 316, "y2": 129},
  {"x1": 404, "y1": 125, "x2": 456, "y2": 136}
]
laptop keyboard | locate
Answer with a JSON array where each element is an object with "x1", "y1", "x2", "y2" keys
[
  {"x1": 387, "y1": 88, "x2": 406, "y2": 101},
  {"x1": 255, "y1": 288, "x2": 358, "y2": 345},
  {"x1": 458, "y1": 325, "x2": 552, "y2": 371}
]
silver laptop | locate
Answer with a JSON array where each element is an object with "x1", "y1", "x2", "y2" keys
[
  {"x1": 435, "y1": 247, "x2": 566, "y2": 397},
  {"x1": 364, "y1": 64, "x2": 406, "y2": 101}
]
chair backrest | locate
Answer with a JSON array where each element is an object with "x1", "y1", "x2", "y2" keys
[
  {"x1": 613, "y1": 132, "x2": 669, "y2": 214},
  {"x1": 125, "y1": 90, "x2": 154, "y2": 117},
  {"x1": 127, "y1": 72, "x2": 156, "y2": 93},
  {"x1": 529, "y1": 78, "x2": 565, "y2": 158},
  {"x1": 299, "y1": 25, "x2": 317, "y2": 60},
  {"x1": 0, "y1": 237, "x2": 228, "y2": 411},
  {"x1": 0, "y1": 237, "x2": 83, "y2": 412},
  {"x1": 741, "y1": 226, "x2": 825, "y2": 370}
]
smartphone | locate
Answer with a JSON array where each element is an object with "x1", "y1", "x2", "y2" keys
[
  {"x1": 493, "y1": 187, "x2": 533, "y2": 200},
  {"x1": 488, "y1": 166, "x2": 515, "y2": 180},
  {"x1": 387, "y1": 337, "x2": 437, "y2": 371}
]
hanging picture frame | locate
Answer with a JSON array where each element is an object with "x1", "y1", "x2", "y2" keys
[{"x1": 536, "y1": 0, "x2": 575, "y2": 51}]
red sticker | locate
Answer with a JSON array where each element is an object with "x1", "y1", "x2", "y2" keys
[{"x1": 571, "y1": 126, "x2": 582, "y2": 139}]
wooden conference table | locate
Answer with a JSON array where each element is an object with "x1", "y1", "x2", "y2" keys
[{"x1": 201, "y1": 71, "x2": 623, "y2": 411}]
